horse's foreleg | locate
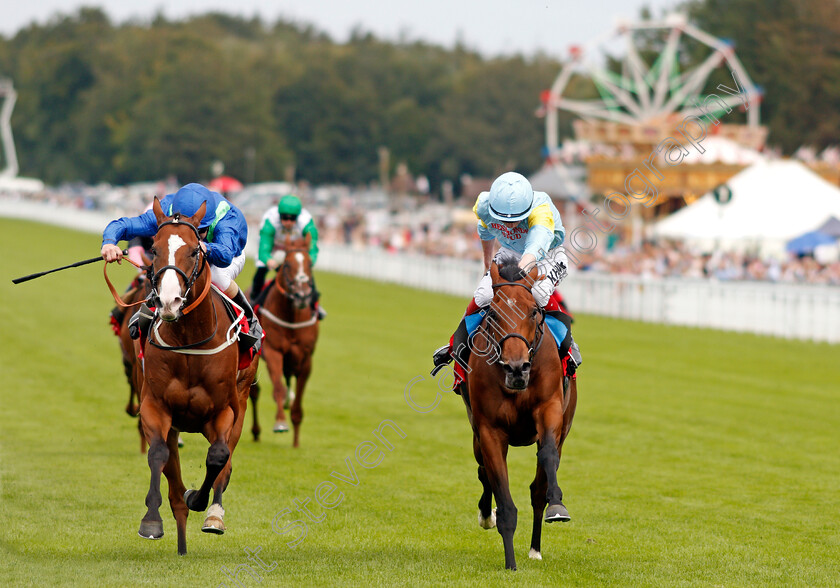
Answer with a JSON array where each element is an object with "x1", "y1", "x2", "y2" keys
[
  {"x1": 536, "y1": 402, "x2": 571, "y2": 524},
  {"x1": 163, "y1": 429, "x2": 189, "y2": 555},
  {"x1": 249, "y1": 380, "x2": 261, "y2": 441},
  {"x1": 290, "y1": 358, "x2": 312, "y2": 448},
  {"x1": 528, "y1": 464, "x2": 548, "y2": 560},
  {"x1": 261, "y1": 345, "x2": 289, "y2": 432},
  {"x1": 185, "y1": 408, "x2": 233, "y2": 513},
  {"x1": 478, "y1": 428, "x2": 517, "y2": 570},
  {"x1": 203, "y1": 391, "x2": 248, "y2": 535},
  {"x1": 138, "y1": 397, "x2": 171, "y2": 540}
]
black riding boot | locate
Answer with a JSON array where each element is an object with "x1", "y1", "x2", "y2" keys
[
  {"x1": 309, "y1": 282, "x2": 326, "y2": 320},
  {"x1": 233, "y1": 290, "x2": 263, "y2": 354},
  {"x1": 128, "y1": 303, "x2": 155, "y2": 340},
  {"x1": 249, "y1": 266, "x2": 268, "y2": 305},
  {"x1": 431, "y1": 317, "x2": 470, "y2": 378}
]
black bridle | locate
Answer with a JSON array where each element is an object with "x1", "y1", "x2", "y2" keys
[
  {"x1": 490, "y1": 281, "x2": 546, "y2": 362},
  {"x1": 277, "y1": 249, "x2": 314, "y2": 308},
  {"x1": 148, "y1": 216, "x2": 207, "y2": 308}
]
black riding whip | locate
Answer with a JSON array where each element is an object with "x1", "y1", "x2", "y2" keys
[{"x1": 12, "y1": 250, "x2": 128, "y2": 284}]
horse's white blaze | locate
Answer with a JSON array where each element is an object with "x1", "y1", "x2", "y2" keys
[
  {"x1": 159, "y1": 234, "x2": 187, "y2": 317},
  {"x1": 528, "y1": 548, "x2": 542, "y2": 560},
  {"x1": 294, "y1": 252, "x2": 307, "y2": 283}
]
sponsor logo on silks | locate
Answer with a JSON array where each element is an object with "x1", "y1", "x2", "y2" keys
[{"x1": 489, "y1": 223, "x2": 527, "y2": 240}]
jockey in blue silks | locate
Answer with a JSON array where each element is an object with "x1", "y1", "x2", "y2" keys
[
  {"x1": 100, "y1": 183, "x2": 262, "y2": 352},
  {"x1": 431, "y1": 171, "x2": 582, "y2": 388}
]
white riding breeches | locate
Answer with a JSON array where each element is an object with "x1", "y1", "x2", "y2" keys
[{"x1": 210, "y1": 253, "x2": 246, "y2": 292}]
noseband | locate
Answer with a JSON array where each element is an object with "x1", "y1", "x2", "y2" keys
[
  {"x1": 149, "y1": 216, "x2": 208, "y2": 313},
  {"x1": 490, "y1": 281, "x2": 546, "y2": 362}
]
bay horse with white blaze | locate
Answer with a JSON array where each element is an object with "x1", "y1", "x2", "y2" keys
[
  {"x1": 462, "y1": 260, "x2": 577, "y2": 570},
  {"x1": 136, "y1": 198, "x2": 258, "y2": 555},
  {"x1": 257, "y1": 234, "x2": 319, "y2": 447}
]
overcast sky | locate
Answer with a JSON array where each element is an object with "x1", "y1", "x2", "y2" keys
[{"x1": 2, "y1": 0, "x2": 683, "y2": 58}]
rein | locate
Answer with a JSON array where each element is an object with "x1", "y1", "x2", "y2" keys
[
  {"x1": 104, "y1": 256, "x2": 148, "y2": 309},
  {"x1": 490, "y1": 281, "x2": 546, "y2": 362}
]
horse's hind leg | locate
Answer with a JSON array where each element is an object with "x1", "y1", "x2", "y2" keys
[
  {"x1": 528, "y1": 464, "x2": 548, "y2": 560},
  {"x1": 473, "y1": 434, "x2": 495, "y2": 529},
  {"x1": 290, "y1": 358, "x2": 312, "y2": 448},
  {"x1": 138, "y1": 398, "x2": 172, "y2": 541},
  {"x1": 185, "y1": 408, "x2": 234, "y2": 514},
  {"x1": 163, "y1": 429, "x2": 189, "y2": 555}
]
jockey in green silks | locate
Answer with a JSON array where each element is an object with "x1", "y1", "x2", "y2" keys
[{"x1": 249, "y1": 194, "x2": 325, "y2": 318}]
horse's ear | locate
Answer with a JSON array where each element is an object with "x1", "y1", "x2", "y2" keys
[
  {"x1": 187, "y1": 201, "x2": 207, "y2": 229},
  {"x1": 489, "y1": 260, "x2": 501, "y2": 284},
  {"x1": 152, "y1": 197, "x2": 166, "y2": 225},
  {"x1": 528, "y1": 265, "x2": 541, "y2": 283}
]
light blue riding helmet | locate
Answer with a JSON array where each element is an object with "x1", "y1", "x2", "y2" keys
[{"x1": 487, "y1": 172, "x2": 535, "y2": 222}]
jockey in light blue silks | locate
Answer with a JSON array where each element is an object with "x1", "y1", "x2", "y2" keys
[{"x1": 431, "y1": 171, "x2": 582, "y2": 389}]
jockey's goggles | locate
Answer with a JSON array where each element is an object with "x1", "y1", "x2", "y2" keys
[{"x1": 280, "y1": 214, "x2": 298, "y2": 221}]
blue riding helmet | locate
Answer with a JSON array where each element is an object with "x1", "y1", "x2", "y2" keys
[
  {"x1": 166, "y1": 183, "x2": 217, "y2": 229},
  {"x1": 487, "y1": 172, "x2": 535, "y2": 222}
]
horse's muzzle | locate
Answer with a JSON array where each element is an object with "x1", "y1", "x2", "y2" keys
[{"x1": 501, "y1": 360, "x2": 531, "y2": 391}]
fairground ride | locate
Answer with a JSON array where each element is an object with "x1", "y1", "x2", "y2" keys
[{"x1": 541, "y1": 13, "x2": 767, "y2": 218}]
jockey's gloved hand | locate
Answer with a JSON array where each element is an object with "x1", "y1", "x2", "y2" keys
[
  {"x1": 531, "y1": 278, "x2": 554, "y2": 307},
  {"x1": 474, "y1": 272, "x2": 493, "y2": 307}
]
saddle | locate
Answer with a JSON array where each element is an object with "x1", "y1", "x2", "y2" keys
[{"x1": 128, "y1": 291, "x2": 258, "y2": 370}]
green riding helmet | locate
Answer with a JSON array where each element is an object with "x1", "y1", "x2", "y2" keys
[{"x1": 277, "y1": 195, "x2": 302, "y2": 217}]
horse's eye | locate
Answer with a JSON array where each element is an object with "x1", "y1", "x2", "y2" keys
[
  {"x1": 190, "y1": 248, "x2": 198, "y2": 258},
  {"x1": 531, "y1": 308, "x2": 539, "y2": 318},
  {"x1": 486, "y1": 309, "x2": 498, "y2": 322},
  {"x1": 149, "y1": 248, "x2": 156, "y2": 257}
]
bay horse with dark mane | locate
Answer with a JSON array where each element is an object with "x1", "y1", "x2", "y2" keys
[
  {"x1": 113, "y1": 270, "x2": 150, "y2": 453},
  {"x1": 256, "y1": 234, "x2": 319, "y2": 447},
  {"x1": 134, "y1": 198, "x2": 258, "y2": 555},
  {"x1": 462, "y1": 259, "x2": 577, "y2": 570}
]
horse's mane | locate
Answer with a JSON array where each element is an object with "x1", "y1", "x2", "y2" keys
[{"x1": 498, "y1": 262, "x2": 528, "y2": 282}]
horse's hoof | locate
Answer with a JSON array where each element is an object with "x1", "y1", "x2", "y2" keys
[
  {"x1": 478, "y1": 508, "x2": 497, "y2": 529},
  {"x1": 528, "y1": 548, "x2": 542, "y2": 560},
  {"x1": 545, "y1": 503, "x2": 571, "y2": 523},
  {"x1": 202, "y1": 504, "x2": 225, "y2": 534},
  {"x1": 202, "y1": 516, "x2": 226, "y2": 534},
  {"x1": 273, "y1": 421, "x2": 289, "y2": 433},
  {"x1": 184, "y1": 489, "x2": 208, "y2": 512},
  {"x1": 138, "y1": 519, "x2": 164, "y2": 540}
]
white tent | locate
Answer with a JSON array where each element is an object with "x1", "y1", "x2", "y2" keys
[{"x1": 652, "y1": 160, "x2": 840, "y2": 256}]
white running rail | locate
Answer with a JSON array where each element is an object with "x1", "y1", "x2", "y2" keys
[{"x1": 318, "y1": 245, "x2": 840, "y2": 344}]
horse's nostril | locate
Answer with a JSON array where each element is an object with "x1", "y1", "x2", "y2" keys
[
  {"x1": 502, "y1": 364, "x2": 513, "y2": 373},
  {"x1": 522, "y1": 363, "x2": 531, "y2": 372}
]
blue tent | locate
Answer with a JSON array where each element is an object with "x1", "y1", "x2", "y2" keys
[{"x1": 785, "y1": 230, "x2": 837, "y2": 254}]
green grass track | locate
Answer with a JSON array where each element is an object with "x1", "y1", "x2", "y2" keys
[{"x1": 1, "y1": 219, "x2": 838, "y2": 586}]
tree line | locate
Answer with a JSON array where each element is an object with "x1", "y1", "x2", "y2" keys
[{"x1": 1, "y1": 1, "x2": 837, "y2": 190}]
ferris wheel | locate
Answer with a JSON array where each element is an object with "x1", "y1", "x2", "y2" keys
[{"x1": 543, "y1": 13, "x2": 763, "y2": 160}]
